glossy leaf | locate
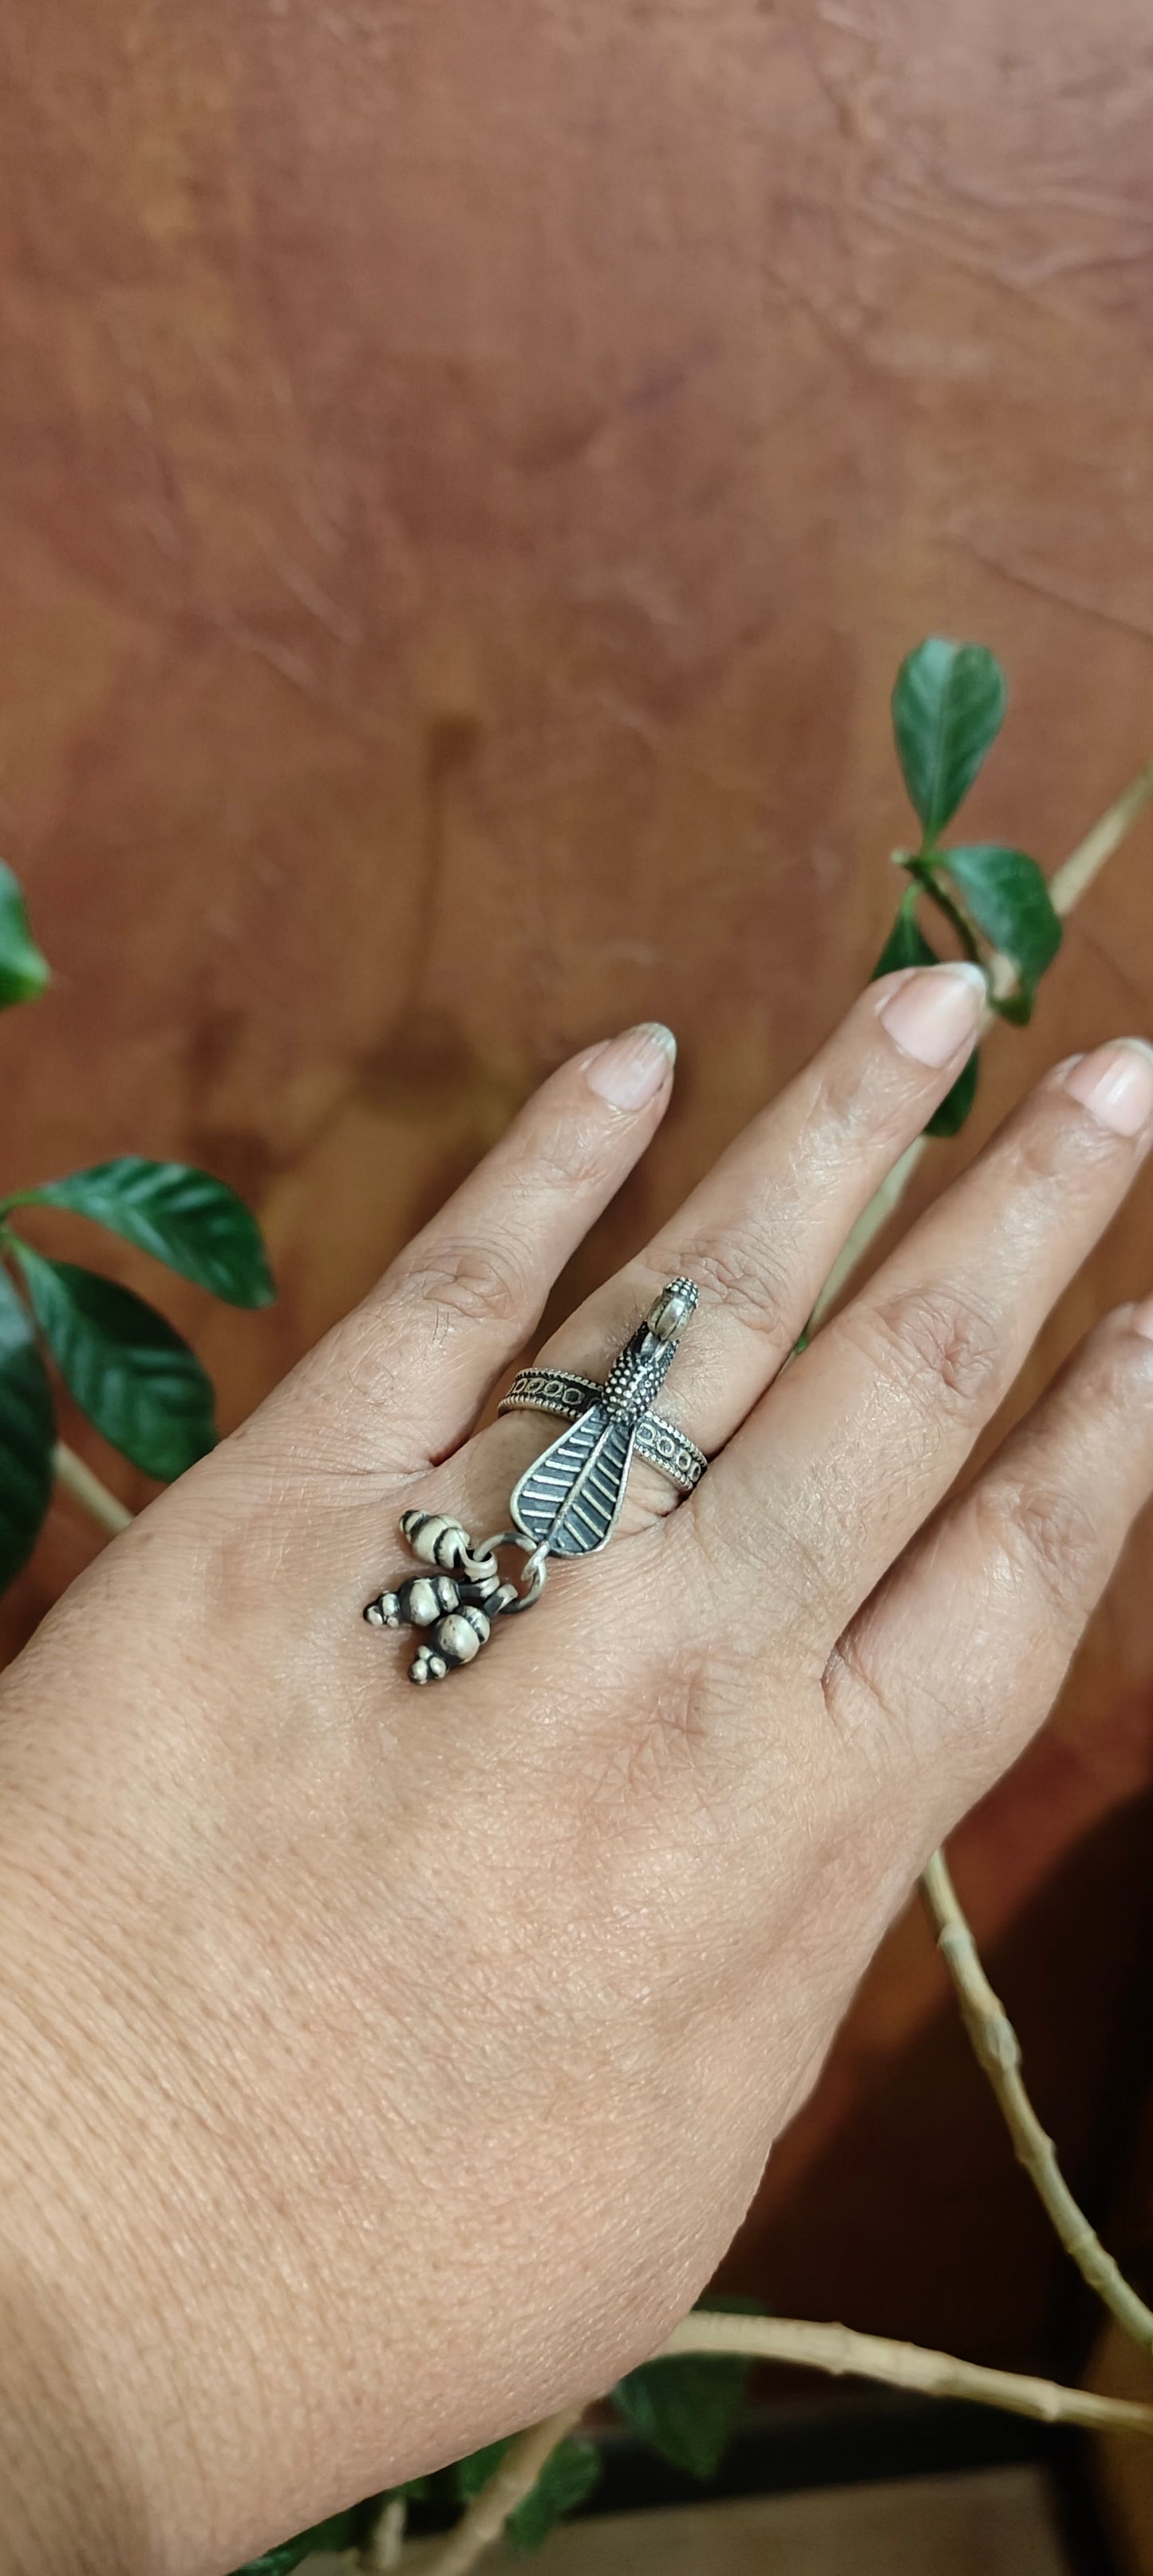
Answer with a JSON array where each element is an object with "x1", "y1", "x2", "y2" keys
[
  {"x1": 14, "y1": 1248, "x2": 217, "y2": 1481},
  {"x1": 612, "y1": 2348, "x2": 752, "y2": 2483},
  {"x1": 872, "y1": 884, "x2": 938, "y2": 979},
  {"x1": 0, "y1": 861, "x2": 49, "y2": 1009},
  {"x1": 935, "y1": 844, "x2": 1062, "y2": 1015},
  {"x1": 926, "y1": 1045, "x2": 980, "y2": 1138},
  {"x1": 892, "y1": 641, "x2": 1006, "y2": 841},
  {"x1": 27, "y1": 1160, "x2": 275, "y2": 1307},
  {"x1": 0, "y1": 1265, "x2": 53, "y2": 1588}
]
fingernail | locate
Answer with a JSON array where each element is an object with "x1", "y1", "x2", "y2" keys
[
  {"x1": 1064, "y1": 1039, "x2": 1153, "y2": 1138},
  {"x1": 586, "y1": 1022, "x2": 677, "y2": 1110},
  {"x1": 879, "y1": 964, "x2": 986, "y2": 1068}
]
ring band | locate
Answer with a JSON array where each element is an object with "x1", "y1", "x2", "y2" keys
[{"x1": 499, "y1": 1367, "x2": 708, "y2": 1494}]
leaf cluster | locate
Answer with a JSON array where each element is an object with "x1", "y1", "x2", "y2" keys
[
  {"x1": 878, "y1": 639, "x2": 1064, "y2": 1136},
  {"x1": 0, "y1": 877, "x2": 274, "y2": 1583}
]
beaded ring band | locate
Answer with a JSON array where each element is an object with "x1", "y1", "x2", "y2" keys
[{"x1": 497, "y1": 1367, "x2": 707, "y2": 1494}]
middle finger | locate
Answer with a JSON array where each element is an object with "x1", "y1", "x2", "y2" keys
[{"x1": 485, "y1": 964, "x2": 986, "y2": 1516}]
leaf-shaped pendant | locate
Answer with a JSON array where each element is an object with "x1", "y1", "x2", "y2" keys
[{"x1": 511, "y1": 1405, "x2": 638, "y2": 1556}]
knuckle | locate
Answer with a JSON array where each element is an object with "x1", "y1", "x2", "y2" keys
[
  {"x1": 815, "y1": 1042, "x2": 909, "y2": 1144},
  {"x1": 671, "y1": 1231, "x2": 793, "y2": 1341},
  {"x1": 1021, "y1": 1086, "x2": 1126, "y2": 1189},
  {"x1": 846, "y1": 1280, "x2": 1004, "y2": 1418},
  {"x1": 1085, "y1": 1319, "x2": 1153, "y2": 1415},
  {"x1": 386, "y1": 1237, "x2": 527, "y2": 1333},
  {"x1": 973, "y1": 1476, "x2": 1101, "y2": 1610},
  {"x1": 510, "y1": 1102, "x2": 619, "y2": 1197}
]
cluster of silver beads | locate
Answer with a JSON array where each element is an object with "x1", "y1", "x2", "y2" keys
[{"x1": 364, "y1": 1511, "x2": 521, "y2": 1684}]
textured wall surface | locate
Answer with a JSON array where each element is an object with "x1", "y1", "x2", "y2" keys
[{"x1": 3, "y1": 0, "x2": 1153, "y2": 2380}]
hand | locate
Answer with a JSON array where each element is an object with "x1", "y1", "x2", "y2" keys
[{"x1": 2, "y1": 969, "x2": 1153, "y2": 2575}]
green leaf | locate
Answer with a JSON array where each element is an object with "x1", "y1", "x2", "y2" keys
[
  {"x1": 612, "y1": 2346, "x2": 753, "y2": 2483},
  {"x1": 926, "y1": 1045, "x2": 980, "y2": 1138},
  {"x1": 871, "y1": 884, "x2": 938, "y2": 979},
  {"x1": 452, "y1": 2436, "x2": 601, "y2": 2550},
  {"x1": 0, "y1": 861, "x2": 49, "y2": 1009},
  {"x1": 13, "y1": 1248, "x2": 217, "y2": 1480},
  {"x1": 507, "y1": 2440, "x2": 602, "y2": 2551},
  {"x1": 0, "y1": 1266, "x2": 53, "y2": 1588},
  {"x1": 892, "y1": 641, "x2": 1006, "y2": 840},
  {"x1": 226, "y1": 2508, "x2": 361, "y2": 2576},
  {"x1": 935, "y1": 844, "x2": 1062, "y2": 1015},
  {"x1": 223, "y1": 2489, "x2": 405, "y2": 2576},
  {"x1": 26, "y1": 1160, "x2": 275, "y2": 1307},
  {"x1": 453, "y1": 2440, "x2": 511, "y2": 2503},
  {"x1": 870, "y1": 886, "x2": 981, "y2": 1138}
]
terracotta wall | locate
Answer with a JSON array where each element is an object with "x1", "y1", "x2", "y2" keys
[{"x1": 3, "y1": 0, "x2": 1153, "y2": 2376}]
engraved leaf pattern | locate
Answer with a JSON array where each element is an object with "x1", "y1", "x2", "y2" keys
[{"x1": 511, "y1": 1407, "x2": 638, "y2": 1556}]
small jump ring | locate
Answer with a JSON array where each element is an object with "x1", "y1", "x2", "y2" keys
[{"x1": 474, "y1": 1531, "x2": 550, "y2": 1612}]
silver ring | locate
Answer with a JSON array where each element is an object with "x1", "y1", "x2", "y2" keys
[
  {"x1": 365, "y1": 1278, "x2": 704, "y2": 1681},
  {"x1": 498, "y1": 1367, "x2": 708, "y2": 1494}
]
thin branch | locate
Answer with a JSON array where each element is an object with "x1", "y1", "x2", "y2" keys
[
  {"x1": 52, "y1": 1442, "x2": 133, "y2": 1536},
  {"x1": 361, "y1": 2495, "x2": 407, "y2": 2570},
  {"x1": 922, "y1": 1850, "x2": 1153, "y2": 2357},
  {"x1": 808, "y1": 1139, "x2": 929, "y2": 1332},
  {"x1": 662, "y1": 2311, "x2": 1153, "y2": 2437},
  {"x1": 421, "y1": 2407, "x2": 586, "y2": 2576},
  {"x1": 1049, "y1": 757, "x2": 1153, "y2": 919},
  {"x1": 420, "y1": 2313, "x2": 1153, "y2": 2576}
]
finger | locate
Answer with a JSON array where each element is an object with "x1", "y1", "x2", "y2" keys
[
  {"x1": 482, "y1": 964, "x2": 986, "y2": 1518},
  {"x1": 280, "y1": 1023, "x2": 677, "y2": 1464},
  {"x1": 826, "y1": 1296, "x2": 1153, "y2": 1831},
  {"x1": 715, "y1": 1037, "x2": 1153, "y2": 1640}
]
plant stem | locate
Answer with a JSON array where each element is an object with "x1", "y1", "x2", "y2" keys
[
  {"x1": 922, "y1": 1850, "x2": 1153, "y2": 2356},
  {"x1": 662, "y1": 2311, "x2": 1153, "y2": 2436},
  {"x1": 422, "y1": 2406, "x2": 586, "y2": 2576},
  {"x1": 420, "y1": 2317, "x2": 1153, "y2": 2576},
  {"x1": 361, "y1": 2495, "x2": 408, "y2": 2570},
  {"x1": 52, "y1": 1441, "x2": 133, "y2": 1536},
  {"x1": 914, "y1": 863, "x2": 981, "y2": 964},
  {"x1": 808, "y1": 1139, "x2": 929, "y2": 1332},
  {"x1": 1048, "y1": 758, "x2": 1153, "y2": 919}
]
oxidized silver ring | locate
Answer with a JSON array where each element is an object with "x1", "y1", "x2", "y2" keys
[
  {"x1": 364, "y1": 1276, "x2": 704, "y2": 1684},
  {"x1": 497, "y1": 1370, "x2": 707, "y2": 1494}
]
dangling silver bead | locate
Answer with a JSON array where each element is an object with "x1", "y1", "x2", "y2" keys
[
  {"x1": 399, "y1": 1510, "x2": 485, "y2": 1572},
  {"x1": 408, "y1": 1600, "x2": 492, "y2": 1684}
]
